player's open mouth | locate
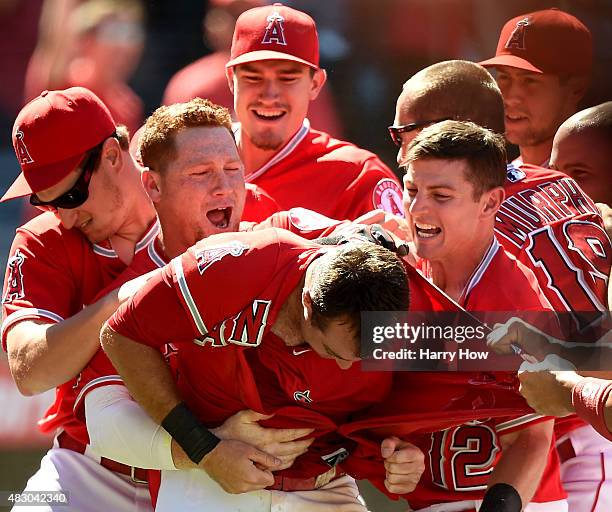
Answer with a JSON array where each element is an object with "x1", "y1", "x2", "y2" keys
[
  {"x1": 253, "y1": 109, "x2": 286, "y2": 121},
  {"x1": 79, "y1": 218, "x2": 92, "y2": 230},
  {"x1": 505, "y1": 114, "x2": 527, "y2": 122},
  {"x1": 415, "y1": 222, "x2": 441, "y2": 238},
  {"x1": 206, "y1": 207, "x2": 232, "y2": 229}
]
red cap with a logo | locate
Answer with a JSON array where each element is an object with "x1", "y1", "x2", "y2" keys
[
  {"x1": 479, "y1": 8, "x2": 592, "y2": 75},
  {"x1": 226, "y1": 3, "x2": 319, "y2": 69},
  {"x1": 1, "y1": 87, "x2": 116, "y2": 202}
]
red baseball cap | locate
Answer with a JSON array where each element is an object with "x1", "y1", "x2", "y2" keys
[
  {"x1": 2, "y1": 87, "x2": 116, "y2": 202},
  {"x1": 226, "y1": 3, "x2": 319, "y2": 69},
  {"x1": 479, "y1": 8, "x2": 592, "y2": 75}
]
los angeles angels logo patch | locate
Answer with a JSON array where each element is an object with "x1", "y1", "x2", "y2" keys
[
  {"x1": 14, "y1": 129, "x2": 34, "y2": 165},
  {"x1": 195, "y1": 241, "x2": 249, "y2": 275},
  {"x1": 505, "y1": 17, "x2": 529, "y2": 50},
  {"x1": 506, "y1": 163, "x2": 526, "y2": 183},
  {"x1": 262, "y1": 11, "x2": 287, "y2": 45},
  {"x1": 373, "y1": 178, "x2": 405, "y2": 217},
  {"x1": 3, "y1": 250, "x2": 26, "y2": 303}
]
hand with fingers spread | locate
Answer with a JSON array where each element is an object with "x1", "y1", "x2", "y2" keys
[
  {"x1": 213, "y1": 409, "x2": 314, "y2": 471},
  {"x1": 380, "y1": 436, "x2": 425, "y2": 494},
  {"x1": 199, "y1": 438, "x2": 281, "y2": 494}
]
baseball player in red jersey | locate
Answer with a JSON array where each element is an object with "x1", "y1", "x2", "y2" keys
[
  {"x1": 22, "y1": 97, "x2": 410, "y2": 511},
  {"x1": 1, "y1": 87, "x2": 158, "y2": 511},
  {"x1": 1, "y1": 92, "x2": 283, "y2": 511},
  {"x1": 388, "y1": 120, "x2": 565, "y2": 511},
  {"x1": 225, "y1": 3, "x2": 404, "y2": 220},
  {"x1": 479, "y1": 9, "x2": 593, "y2": 170},
  {"x1": 391, "y1": 60, "x2": 612, "y2": 510},
  {"x1": 98, "y1": 227, "x2": 418, "y2": 511}
]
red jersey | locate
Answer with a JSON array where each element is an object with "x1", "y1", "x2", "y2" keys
[
  {"x1": 497, "y1": 164, "x2": 610, "y2": 319},
  {"x1": 1, "y1": 185, "x2": 276, "y2": 437},
  {"x1": 70, "y1": 209, "x2": 347, "y2": 427},
  {"x1": 239, "y1": 120, "x2": 404, "y2": 220},
  {"x1": 105, "y1": 229, "x2": 385, "y2": 478},
  {"x1": 242, "y1": 183, "x2": 281, "y2": 222},
  {"x1": 1, "y1": 213, "x2": 159, "y2": 351},
  {"x1": 499, "y1": 164, "x2": 611, "y2": 438},
  {"x1": 342, "y1": 237, "x2": 565, "y2": 507},
  {"x1": 416, "y1": 237, "x2": 553, "y2": 314},
  {"x1": 1, "y1": 214, "x2": 159, "y2": 435},
  {"x1": 346, "y1": 413, "x2": 561, "y2": 511},
  {"x1": 105, "y1": 228, "x2": 465, "y2": 485}
]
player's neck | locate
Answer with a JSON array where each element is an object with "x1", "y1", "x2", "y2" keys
[
  {"x1": 428, "y1": 235, "x2": 495, "y2": 303},
  {"x1": 239, "y1": 137, "x2": 280, "y2": 175},
  {"x1": 155, "y1": 229, "x2": 181, "y2": 260},
  {"x1": 271, "y1": 281, "x2": 305, "y2": 347},
  {"x1": 519, "y1": 139, "x2": 553, "y2": 167},
  {"x1": 108, "y1": 189, "x2": 156, "y2": 265}
]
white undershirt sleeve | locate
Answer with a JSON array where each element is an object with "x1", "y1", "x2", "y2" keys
[{"x1": 85, "y1": 384, "x2": 177, "y2": 470}]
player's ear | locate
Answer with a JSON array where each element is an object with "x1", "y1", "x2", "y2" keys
[
  {"x1": 141, "y1": 168, "x2": 162, "y2": 203},
  {"x1": 302, "y1": 289, "x2": 313, "y2": 322},
  {"x1": 101, "y1": 137, "x2": 123, "y2": 173},
  {"x1": 481, "y1": 187, "x2": 505, "y2": 218},
  {"x1": 567, "y1": 75, "x2": 590, "y2": 104},
  {"x1": 226, "y1": 67, "x2": 235, "y2": 95},
  {"x1": 308, "y1": 68, "x2": 326, "y2": 101}
]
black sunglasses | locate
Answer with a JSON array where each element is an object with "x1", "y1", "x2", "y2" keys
[
  {"x1": 30, "y1": 139, "x2": 107, "y2": 211},
  {"x1": 387, "y1": 119, "x2": 449, "y2": 147}
]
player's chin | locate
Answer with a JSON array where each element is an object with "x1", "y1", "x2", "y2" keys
[{"x1": 81, "y1": 226, "x2": 110, "y2": 244}]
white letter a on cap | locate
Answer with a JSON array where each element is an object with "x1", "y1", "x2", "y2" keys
[
  {"x1": 15, "y1": 130, "x2": 34, "y2": 164},
  {"x1": 505, "y1": 18, "x2": 529, "y2": 50},
  {"x1": 262, "y1": 12, "x2": 287, "y2": 45}
]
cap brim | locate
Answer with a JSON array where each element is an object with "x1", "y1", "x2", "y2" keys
[
  {"x1": 478, "y1": 55, "x2": 543, "y2": 74},
  {"x1": 0, "y1": 173, "x2": 31, "y2": 202},
  {"x1": 0, "y1": 152, "x2": 84, "y2": 202},
  {"x1": 226, "y1": 50, "x2": 318, "y2": 69}
]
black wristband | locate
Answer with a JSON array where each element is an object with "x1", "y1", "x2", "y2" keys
[
  {"x1": 161, "y1": 402, "x2": 221, "y2": 464},
  {"x1": 480, "y1": 483, "x2": 522, "y2": 512}
]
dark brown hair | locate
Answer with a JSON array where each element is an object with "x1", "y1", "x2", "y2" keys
[
  {"x1": 405, "y1": 120, "x2": 507, "y2": 199},
  {"x1": 310, "y1": 242, "x2": 409, "y2": 347}
]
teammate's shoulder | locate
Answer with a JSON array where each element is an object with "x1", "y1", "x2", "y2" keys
[
  {"x1": 307, "y1": 127, "x2": 381, "y2": 164},
  {"x1": 506, "y1": 162, "x2": 566, "y2": 185},
  {"x1": 495, "y1": 247, "x2": 552, "y2": 309},
  {"x1": 16, "y1": 211, "x2": 83, "y2": 245}
]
